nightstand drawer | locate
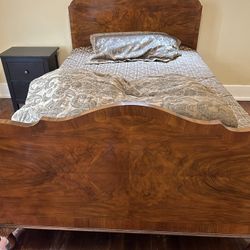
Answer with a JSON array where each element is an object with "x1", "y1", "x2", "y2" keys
[
  {"x1": 12, "y1": 81, "x2": 30, "y2": 102},
  {"x1": 7, "y1": 61, "x2": 45, "y2": 82}
]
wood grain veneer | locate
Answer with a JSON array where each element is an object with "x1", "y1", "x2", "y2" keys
[
  {"x1": 1, "y1": 103, "x2": 250, "y2": 237},
  {"x1": 69, "y1": 0, "x2": 202, "y2": 49}
]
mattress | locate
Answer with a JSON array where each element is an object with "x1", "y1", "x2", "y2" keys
[
  {"x1": 60, "y1": 47, "x2": 250, "y2": 128},
  {"x1": 61, "y1": 47, "x2": 213, "y2": 80}
]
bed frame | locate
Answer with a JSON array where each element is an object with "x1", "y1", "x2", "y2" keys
[
  {"x1": 69, "y1": 0, "x2": 202, "y2": 49},
  {"x1": 1, "y1": 0, "x2": 250, "y2": 244}
]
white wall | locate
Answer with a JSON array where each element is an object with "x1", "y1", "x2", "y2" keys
[
  {"x1": 198, "y1": 0, "x2": 250, "y2": 85},
  {"x1": 0, "y1": 0, "x2": 250, "y2": 97}
]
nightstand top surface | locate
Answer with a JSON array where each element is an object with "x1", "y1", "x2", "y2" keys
[{"x1": 0, "y1": 47, "x2": 59, "y2": 58}]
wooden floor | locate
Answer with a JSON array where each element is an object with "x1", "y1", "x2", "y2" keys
[
  {"x1": 1, "y1": 98, "x2": 250, "y2": 250},
  {"x1": 14, "y1": 230, "x2": 250, "y2": 250},
  {"x1": 0, "y1": 98, "x2": 14, "y2": 119}
]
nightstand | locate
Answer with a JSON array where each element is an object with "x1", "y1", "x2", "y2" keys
[{"x1": 0, "y1": 47, "x2": 59, "y2": 111}]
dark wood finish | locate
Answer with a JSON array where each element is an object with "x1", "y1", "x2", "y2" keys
[
  {"x1": 239, "y1": 101, "x2": 250, "y2": 114},
  {"x1": 69, "y1": 0, "x2": 202, "y2": 49},
  {"x1": 0, "y1": 103, "x2": 250, "y2": 238},
  {"x1": 15, "y1": 230, "x2": 250, "y2": 250},
  {"x1": 0, "y1": 47, "x2": 59, "y2": 111}
]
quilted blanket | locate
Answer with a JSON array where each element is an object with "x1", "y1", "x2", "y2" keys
[{"x1": 12, "y1": 69, "x2": 238, "y2": 127}]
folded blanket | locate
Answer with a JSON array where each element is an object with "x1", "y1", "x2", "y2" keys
[{"x1": 12, "y1": 69, "x2": 238, "y2": 127}]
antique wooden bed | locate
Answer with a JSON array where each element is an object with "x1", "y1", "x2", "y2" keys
[{"x1": 1, "y1": 0, "x2": 250, "y2": 247}]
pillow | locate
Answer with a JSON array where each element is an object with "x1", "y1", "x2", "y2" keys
[{"x1": 90, "y1": 32, "x2": 181, "y2": 63}]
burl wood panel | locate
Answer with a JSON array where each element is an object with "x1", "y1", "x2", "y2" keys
[
  {"x1": 0, "y1": 104, "x2": 250, "y2": 237},
  {"x1": 69, "y1": 0, "x2": 202, "y2": 49}
]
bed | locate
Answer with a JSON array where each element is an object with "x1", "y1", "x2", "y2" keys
[{"x1": 1, "y1": 0, "x2": 250, "y2": 247}]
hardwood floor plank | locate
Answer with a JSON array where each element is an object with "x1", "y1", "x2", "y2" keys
[
  {"x1": 0, "y1": 98, "x2": 14, "y2": 119},
  {"x1": 14, "y1": 230, "x2": 249, "y2": 250},
  {"x1": 239, "y1": 101, "x2": 250, "y2": 115}
]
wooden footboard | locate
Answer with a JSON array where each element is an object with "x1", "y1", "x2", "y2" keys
[{"x1": 1, "y1": 103, "x2": 250, "y2": 237}]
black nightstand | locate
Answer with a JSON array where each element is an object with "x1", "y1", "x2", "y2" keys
[{"x1": 0, "y1": 47, "x2": 59, "y2": 111}]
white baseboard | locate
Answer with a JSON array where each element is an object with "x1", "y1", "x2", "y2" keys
[
  {"x1": 224, "y1": 85, "x2": 250, "y2": 101},
  {"x1": 0, "y1": 82, "x2": 10, "y2": 98},
  {"x1": 0, "y1": 82, "x2": 250, "y2": 101}
]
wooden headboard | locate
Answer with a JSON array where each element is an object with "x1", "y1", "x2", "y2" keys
[{"x1": 69, "y1": 0, "x2": 202, "y2": 49}]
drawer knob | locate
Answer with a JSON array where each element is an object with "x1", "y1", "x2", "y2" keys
[{"x1": 24, "y1": 70, "x2": 30, "y2": 75}]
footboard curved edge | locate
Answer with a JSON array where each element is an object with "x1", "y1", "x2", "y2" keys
[{"x1": 0, "y1": 103, "x2": 250, "y2": 237}]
